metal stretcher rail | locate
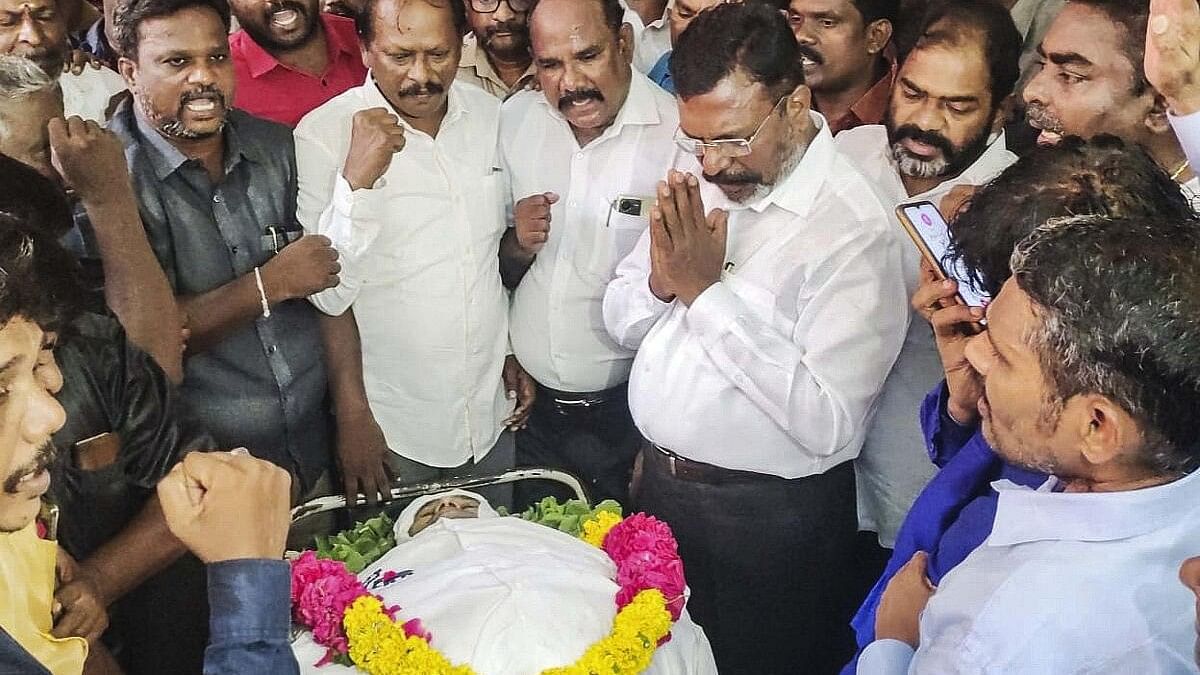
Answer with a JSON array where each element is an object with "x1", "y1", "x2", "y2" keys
[{"x1": 289, "y1": 467, "x2": 590, "y2": 531}]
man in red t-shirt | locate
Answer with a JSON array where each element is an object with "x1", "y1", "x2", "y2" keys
[{"x1": 228, "y1": 0, "x2": 367, "y2": 127}]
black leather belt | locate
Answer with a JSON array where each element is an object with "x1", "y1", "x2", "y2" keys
[
  {"x1": 644, "y1": 443, "x2": 780, "y2": 484},
  {"x1": 537, "y1": 383, "x2": 626, "y2": 413}
]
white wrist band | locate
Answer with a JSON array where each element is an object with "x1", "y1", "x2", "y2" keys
[{"x1": 253, "y1": 266, "x2": 271, "y2": 319}]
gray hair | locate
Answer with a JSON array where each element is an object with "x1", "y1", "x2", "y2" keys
[
  {"x1": 1011, "y1": 213, "x2": 1200, "y2": 476},
  {"x1": 0, "y1": 55, "x2": 59, "y2": 100}
]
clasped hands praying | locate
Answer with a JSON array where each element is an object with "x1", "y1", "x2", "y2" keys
[{"x1": 648, "y1": 170, "x2": 730, "y2": 306}]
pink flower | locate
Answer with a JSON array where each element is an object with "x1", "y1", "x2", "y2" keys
[
  {"x1": 291, "y1": 552, "x2": 371, "y2": 659},
  {"x1": 402, "y1": 618, "x2": 432, "y2": 642},
  {"x1": 603, "y1": 514, "x2": 688, "y2": 621}
]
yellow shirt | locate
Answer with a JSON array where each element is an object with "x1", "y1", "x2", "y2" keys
[{"x1": 0, "y1": 523, "x2": 87, "y2": 674}]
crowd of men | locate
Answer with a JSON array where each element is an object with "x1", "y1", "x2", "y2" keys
[{"x1": 0, "y1": 0, "x2": 1198, "y2": 672}]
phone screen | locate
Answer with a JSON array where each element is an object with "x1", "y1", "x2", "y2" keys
[{"x1": 899, "y1": 202, "x2": 991, "y2": 308}]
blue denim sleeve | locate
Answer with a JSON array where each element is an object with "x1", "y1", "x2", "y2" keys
[
  {"x1": 204, "y1": 559, "x2": 299, "y2": 675},
  {"x1": 919, "y1": 381, "x2": 978, "y2": 468}
]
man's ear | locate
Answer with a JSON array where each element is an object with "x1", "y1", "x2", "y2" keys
[
  {"x1": 117, "y1": 56, "x2": 136, "y2": 89},
  {"x1": 1075, "y1": 394, "x2": 1139, "y2": 469},
  {"x1": 992, "y1": 94, "x2": 1014, "y2": 135},
  {"x1": 784, "y1": 84, "x2": 812, "y2": 122},
  {"x1": 618, "y1": 22, "x2": 634, "y2": 66},
  {"x1": 1145, "y1": 91, "x2": 1173, "y2": 136},
  {"x1": 865, "y1": 18, "x2": 893, "y2": 55}
]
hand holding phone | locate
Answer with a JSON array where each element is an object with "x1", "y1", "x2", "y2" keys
[{"x1": 896, "y1": 201, "x2": 990, "y2": 308}]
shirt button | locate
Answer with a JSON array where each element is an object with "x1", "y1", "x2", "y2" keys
[
  {"x1": 231, "y1": 245, "x2": 239, "y2": 253},
  {"x1": 576, "y1": 152, "x2": 584, "y2": 159},
  {"x1": 267, "y1": 345, "x2": 278, "y2": 354},
  {"x1": 212, "y1": 194, "x2": 222, "y2": 204}
]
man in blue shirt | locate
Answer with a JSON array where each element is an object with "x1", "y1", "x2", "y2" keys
[
  {"x1": 646, "y1": 0, "x2": 728, "y2": 93},
  {"x1": 845, "y1": 135, "x2": 1199, "y2": 672}
]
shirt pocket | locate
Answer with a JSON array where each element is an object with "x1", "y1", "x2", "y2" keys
[{"x1": 583, "y1": 207, "x2": 650, "y2": 284}]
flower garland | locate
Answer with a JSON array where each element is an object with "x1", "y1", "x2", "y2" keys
[{"x1": 291, "y1": 508, "x2": 686, "y2": 674}]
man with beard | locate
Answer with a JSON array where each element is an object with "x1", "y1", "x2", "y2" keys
[
  {"x1": 295, "y1": 0, "x2": 527, "y2": 507},
  {"x1": 109, "y1": 0, "x2": 340, "y2": 500},
  {"x1": 834, "y1": 0, "x2": 1020, "y2": 565},
  {"x1": 229, "y1": 0, "x2": 367, "y2": 127},
  {"x1": 0, "y1": 223, "x2": 302, "y2": 674},
  {"x1": 785, "y1": 0, "x2": 898, "y2": 135},
  {"x1": 603, "y1": 3, "x2": 906, "y2": 671},
  {"x1": 498, "y1": 0, "x2": 680, "y2": 510},
  {"x1": 0, "y1": 0, "x2": 125, "y2": 121},
  {"x1": 1024, "y1": 0, "x2": 1198, "y2": 205},
  {"x1": 859, "y1": 213, "x2": 1200, "y2": 673},
  {"x1": 456, "y1": 0, "x2": 535, "y2": 99}
]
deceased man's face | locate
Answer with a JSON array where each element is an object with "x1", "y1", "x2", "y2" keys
[{"x1": 408, "y1": 495, "x2": 481, "y2": 536}]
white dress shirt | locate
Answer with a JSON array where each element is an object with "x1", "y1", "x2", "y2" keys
[
  {"x1": 502, "y1": 70, "x2": 680, "y2": 393},
  {"x1": 60, "y1": 66, "x2": 126, "y2": 122},
  {"x1": 620, "y1": 0, "x2": 673, "y2": 75},
  {"x1": 604, "y1": 114, "x2": 909, "y2": 478},
  {"x1": 295, "y1": 77, "x2": 512, "y2": 468},
  {"x1": 860, "y1": 469, "x2": 1200, "y2": 674},
  {"x1": 836, "y1": 124, "x2": 1017, "y2": 545}
]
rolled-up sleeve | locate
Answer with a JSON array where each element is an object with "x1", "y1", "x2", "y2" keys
[
  {"x1": 858, "y1": 639, "x2": 915, "y2": 674},
  {"x1": 1169, "y1": 110, "x2": 1200, "y2": 172},
  {"x1": 204, "y1": 560, "x2": 298, "y2": 675}
]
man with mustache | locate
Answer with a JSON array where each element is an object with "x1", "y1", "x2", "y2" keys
[
  {"x1": 603, "y1": 3, "x2": 906, "y2": 671},
  {"x1": 108, "y1": 0, "x2": 339, "y2": 501},
  {"x1": 498, "y1": 0, "x2": 680, "y2": 510},
  {"x1": 456, "y1": 0, "x2": 535, "y2": 99},
  {"x1": 296, "y1": 0, "x2": 526, "y2": 507},
  {"x1": 0, "y1": 0, "x2": 126, "y2": 122},
  {"x1": 785, "y1": 0, "x2": 898, "y2": 135},
  {"x1": 0, "y1": 221, "x2": 303, "y2": 675},
  {"x1": 1024, "y1": 0, "x2": 1198, "y2": 205},
  {"x1": 228, "y1": 0, "x2": 367, "y2": 127},
  {"x1": 859, "y1": 212, "x2": 1200, "y2": 673},
  {"x1": 834, "y1": 0, "x2": 1020, "y2": 568}
]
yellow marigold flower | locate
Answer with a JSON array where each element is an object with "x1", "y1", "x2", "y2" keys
[{"x1": 581, "y1": 511, "x2": 623, "y2": 548}]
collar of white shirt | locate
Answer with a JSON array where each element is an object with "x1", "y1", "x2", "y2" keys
[
  {"x1": 359, "y1": 70, "x2": 470, "y2": 134},
  {"x1": 989, "y1": 467, "x2": 1200, "y2": 546},
  {"x1": 730, "y1": 111, "x2": 837, "y2": 219},
  {"x1": 535, "y1": 68, "x2": 666, "y2": 146}
]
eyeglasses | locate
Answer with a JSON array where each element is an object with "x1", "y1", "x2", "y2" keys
[
  {"x1": 469, "y1": 0, "x2": 533, "y2": 13},
  {"x1": 674, "y1": 96, "x2": 786, "y2": 158}
]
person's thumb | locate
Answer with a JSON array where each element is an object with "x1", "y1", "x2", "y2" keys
[
  {"x1": 544, "y1": 192, "x2": 560, "y2": 204},
  {"x1": 156, "y1": 465, "x2": 202, "y2": 535},
  {"x1": 1181, "y1": 556, "x2": 1200, "y2": 596},
  {"x1": 708, "y1": 208, "x2": 729, "y2": 240}
]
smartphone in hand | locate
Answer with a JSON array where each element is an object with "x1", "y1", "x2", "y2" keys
[{"x1": 896, "y1": 200, "x2": 990, "y2": 307}]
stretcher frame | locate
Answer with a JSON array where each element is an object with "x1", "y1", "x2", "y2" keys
[{"x1": 288, "y1": 468, "x2": 591, "y2": 545}]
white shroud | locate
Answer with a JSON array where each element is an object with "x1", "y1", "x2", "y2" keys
[{"x1": 292, "y1": 516, "x2": 718, "y2": 675}]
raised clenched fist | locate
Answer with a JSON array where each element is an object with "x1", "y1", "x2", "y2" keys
[
  {"x1": 514, "y1": 192, "x2": 558, "y2": 256},
  {"x1": 342, "y1": 107, "x2": 407, "y2": 191}
]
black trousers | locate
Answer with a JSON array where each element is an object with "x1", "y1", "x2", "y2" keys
[
  {"x1": 635, "y1": 448, "x2": 859, "y2": 675},
  {"x1": 513, "y1": 384, "x2": 643, "y2": 509}
]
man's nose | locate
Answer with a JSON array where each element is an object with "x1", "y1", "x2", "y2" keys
[
  {"x1": 17, "y1": 15, "x2": 45, "y2": 47},
  {"x1": 700, "y1": 148, "x2": 733, "y2": 176},
  {"x1": 493, "y1": 0, "x2": 517, "y2": 22},
  {"x1": 25, "y1": 383, "x2": 66, "y2": 443}
]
